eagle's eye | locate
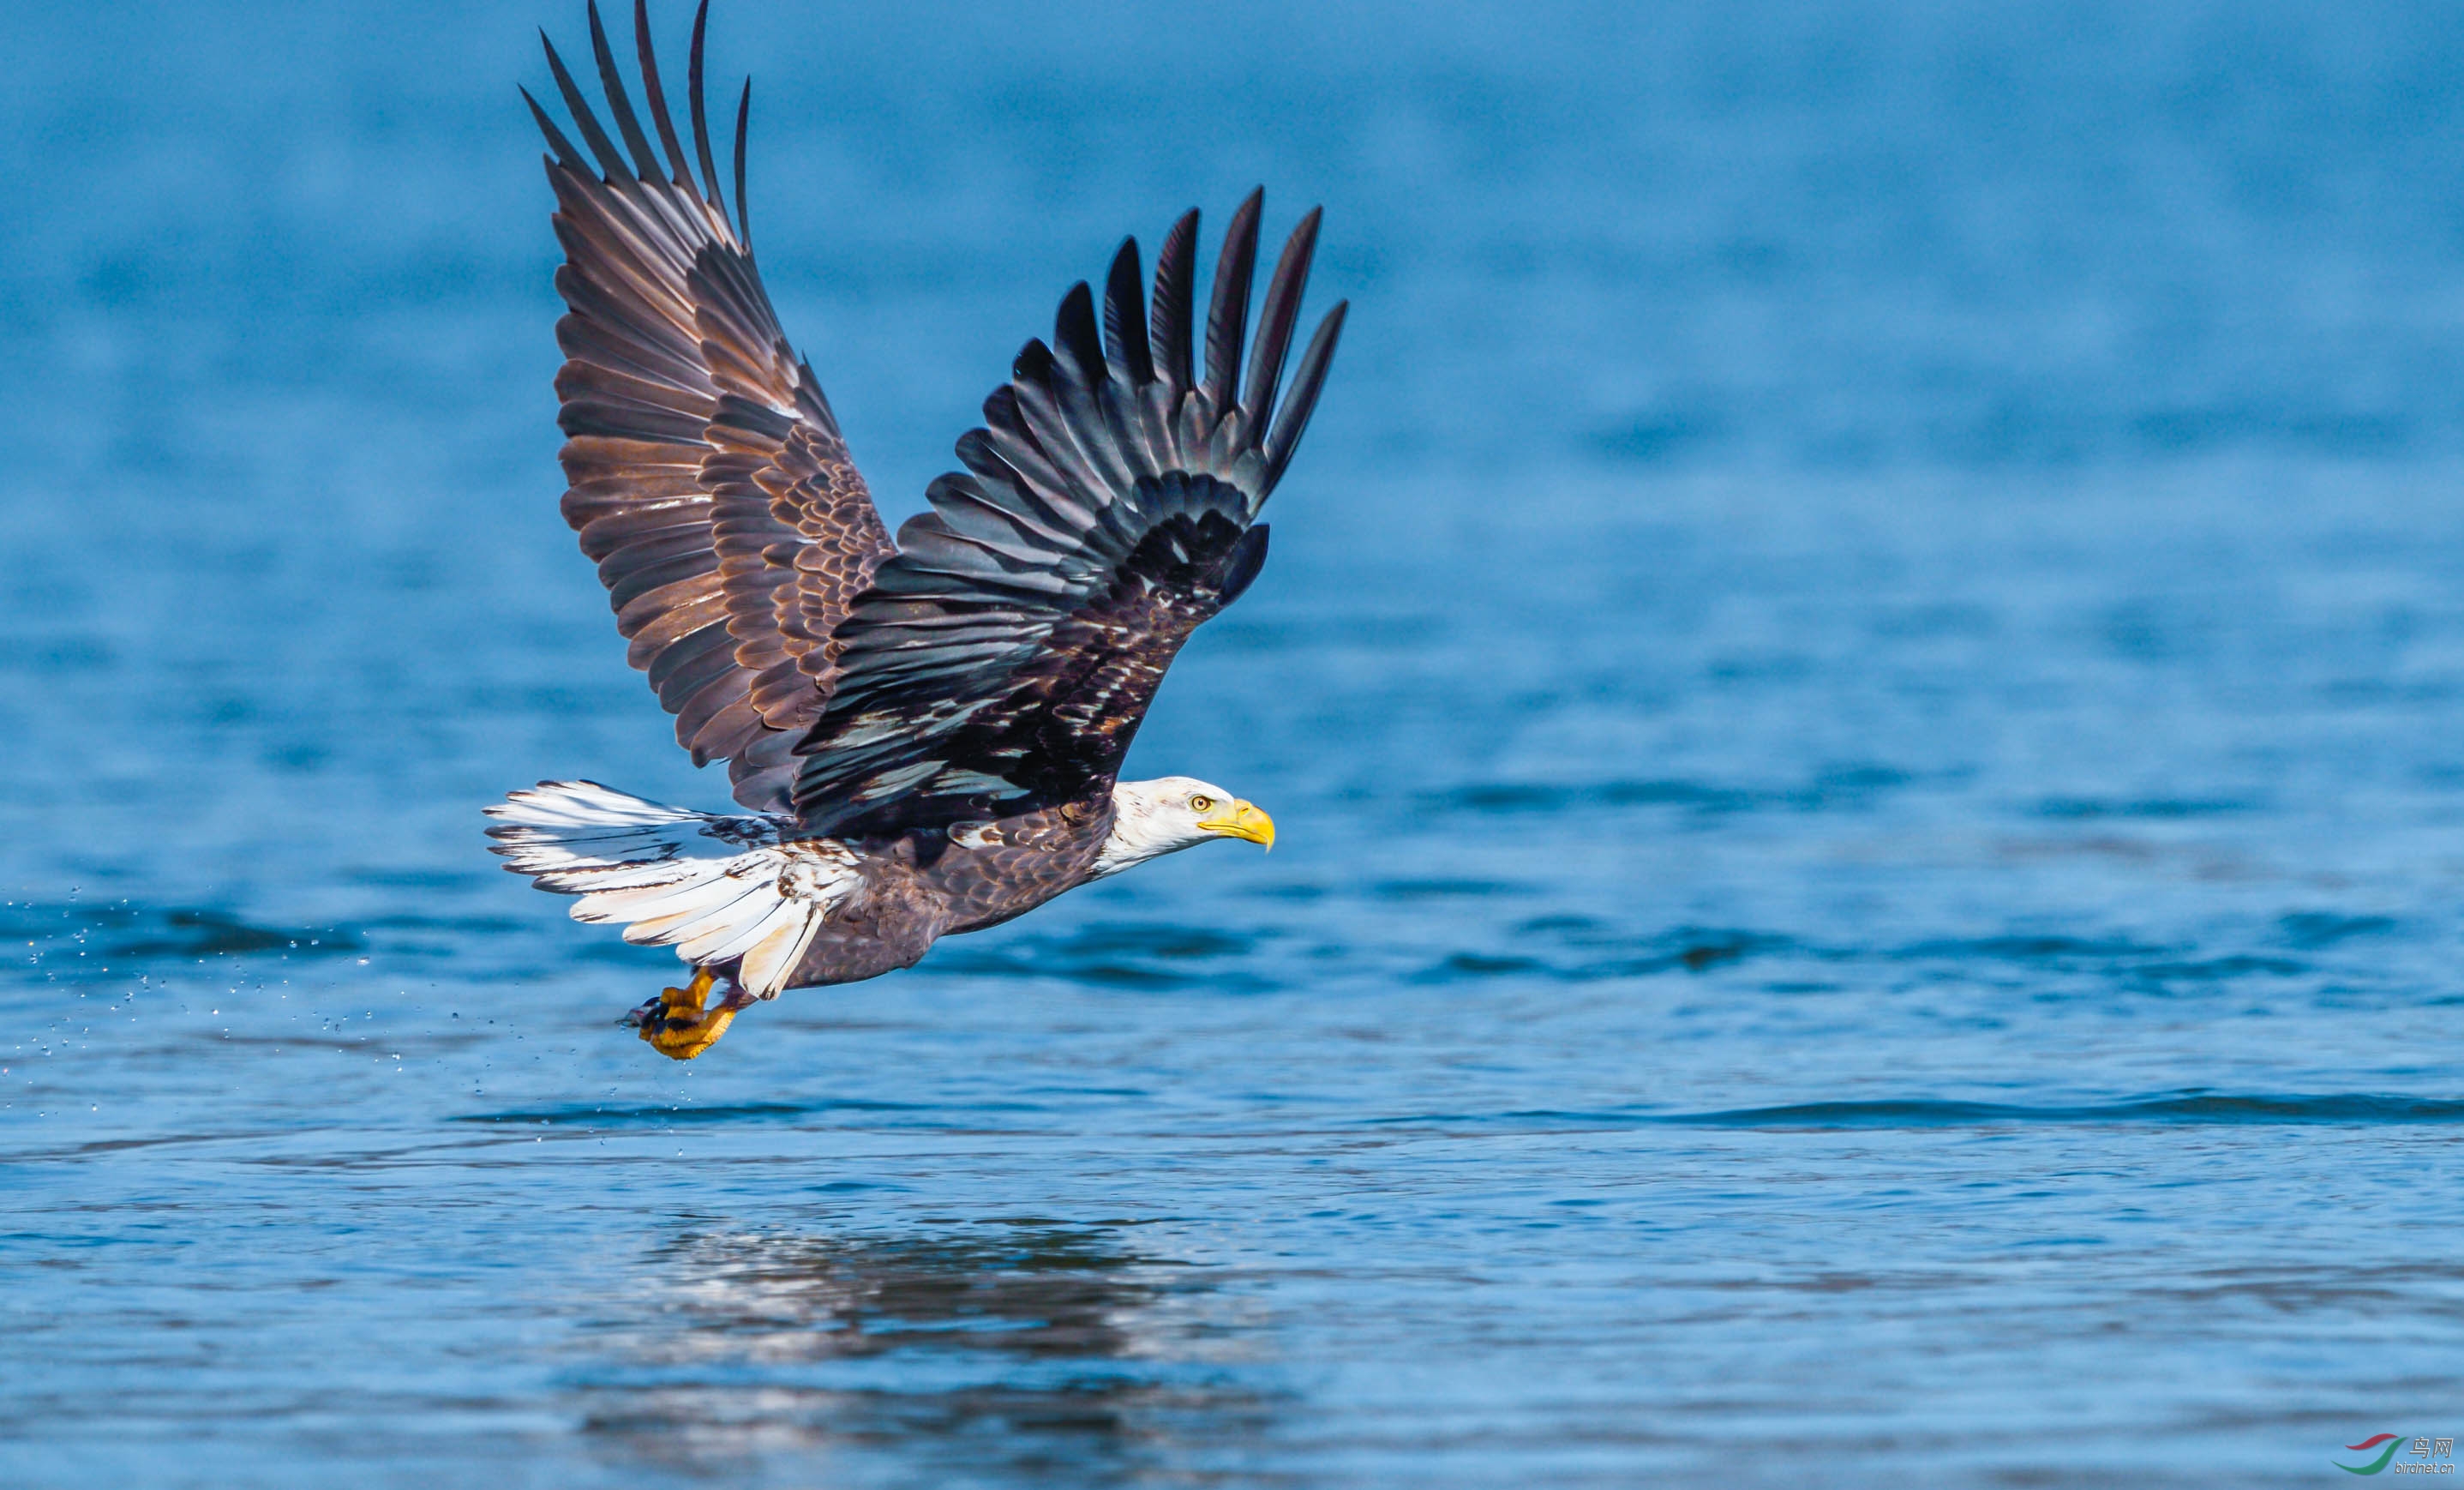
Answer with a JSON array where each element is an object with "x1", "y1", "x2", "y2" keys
[{"x1": 1189, "y1": 795, "x2": 1213, "y2": 812}]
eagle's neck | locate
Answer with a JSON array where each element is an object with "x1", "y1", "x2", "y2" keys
[{"x1": 1089, "y1": 784, "x2": 1181, "y2": 878}]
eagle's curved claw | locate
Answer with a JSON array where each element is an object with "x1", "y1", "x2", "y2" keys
[{"x1": 626, "y1": 967, "x2": 750, "y2": 1060}]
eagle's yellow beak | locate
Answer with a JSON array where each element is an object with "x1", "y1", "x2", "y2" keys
[{"x1": 1199, "y1": 797, "x2": 1275, "y2": 850}]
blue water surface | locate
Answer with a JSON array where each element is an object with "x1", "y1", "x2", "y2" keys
[{"x1": 6, "y1": 1, "x2": 2464, "y2": 1484}]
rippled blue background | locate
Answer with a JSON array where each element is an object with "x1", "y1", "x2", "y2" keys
[{"x1": 8, "y1": 1, "x2": 2464, "y2": 1484}]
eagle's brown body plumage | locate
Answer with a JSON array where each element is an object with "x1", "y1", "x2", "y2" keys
[{"x1": 799, "y1": 793, "x2": 1117, "y2": 987}]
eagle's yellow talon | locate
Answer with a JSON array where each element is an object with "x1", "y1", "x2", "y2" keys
[{"x1": 629, "y1": 967, "x2": 743, "y2": 1060}]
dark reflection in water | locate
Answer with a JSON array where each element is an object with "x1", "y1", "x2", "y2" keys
[{"x1": 572, "y1": 1226, "x2": 1274, "y2": 1482}]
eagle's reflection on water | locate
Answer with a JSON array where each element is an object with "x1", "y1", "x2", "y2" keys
[{"x1": 569, "y1": 1223, "x2": 1278, "y2": 1477}]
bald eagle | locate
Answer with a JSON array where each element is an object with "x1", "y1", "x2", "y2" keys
[{"x1": 484, "y1": 2, "x2": 1345, "y2": 1058}]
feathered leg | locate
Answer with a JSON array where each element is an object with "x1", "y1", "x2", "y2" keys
[{"x1": 625, "y1": 967, "x2": 756, "y2": 1060}]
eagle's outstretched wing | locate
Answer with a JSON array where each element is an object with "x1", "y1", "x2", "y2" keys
[
  {"x1": 789, "y1": 194, "x2": 1346, "y2": 833},
  {"x1": 527, "y1": 0, "x2": 895, "y2": 814}
]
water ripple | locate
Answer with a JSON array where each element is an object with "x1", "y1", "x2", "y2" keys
[{"x1": 1370, "y1": 1093, "x2": 2464, "y2": 1131}]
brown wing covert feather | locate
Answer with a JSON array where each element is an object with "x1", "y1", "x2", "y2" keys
[{"x1": 527, "y1": 0, "x2": 895, "y2": 813}]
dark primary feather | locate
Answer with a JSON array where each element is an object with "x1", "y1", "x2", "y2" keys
[
  {"x1": 1101, "y1": 240, "x2": 1154, "y2": 386},
  {"x1": 686, "y1": 0, "x2": 724, "y2": 214},
  {"x1": 1200, "y1": 190, "x2": 1262, "y2": 418},
  {"x1": 1265, "y1": 300, "x2": 1346, "y2": 486},
  {"x1": 732, "y1": 81, "x2": 752, "y2": 246},
  {"x1": 529, "y1": 0, "x2": 894, "y2": 814},
  {"x1": 631, "y1": 0, "x2": 694, "y2": 184},
  {"x1": 585, "y1": 1, "x2": 662, "y2": 179},
  {"x1": 1244, "y1": 207, "x2": 1319, "y2": 423},
  {"x1": 1150, "y1": 210, "x2": 1198, "y2": 391},
  {"x1": 789, "y1": 195, "x2": 1347, "y2": 833}
]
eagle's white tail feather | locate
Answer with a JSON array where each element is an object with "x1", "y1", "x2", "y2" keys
[
  {"x1": 736, "y1": 918, "x2": 810, "y2": 995},
  {"x1": 682, "y1": 895, "x2": 805, "y2": 966},
  {"x1": 624, "y1": 876, "x2": 771, "y2": 944},
  {"x1": 484, "y1": 781, "x2": 854, "y2": 997},
  {"x1": 489, "y1": 779, "x2": 693, "y2": 828}
]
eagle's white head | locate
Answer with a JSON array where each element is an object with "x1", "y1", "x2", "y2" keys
[{"x1": 1092, "y1": 776, "x2": 1277, "y2": 877}]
